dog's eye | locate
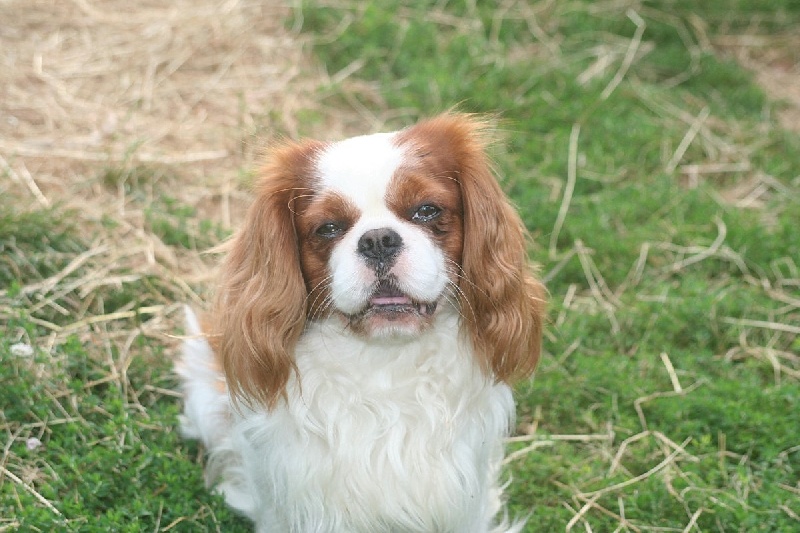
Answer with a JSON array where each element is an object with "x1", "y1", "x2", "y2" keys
[
  {"x1": 315, "y1": 222, "x2": 345, "y2": 238},
  {"x1": 411, "y1": 204, "x2": 441, "y2": 223}
]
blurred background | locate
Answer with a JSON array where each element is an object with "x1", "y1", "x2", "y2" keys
[{"x1": 2, "y1": 1, "x2": 798, "y2": 530}]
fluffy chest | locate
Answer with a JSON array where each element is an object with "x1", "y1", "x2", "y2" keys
[{"x1": 237, "y1": 318, "x2": 516, "y2": 531}]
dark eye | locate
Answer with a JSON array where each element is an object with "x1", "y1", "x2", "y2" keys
[
  {"x1": 315, "y1": 222, "x2": 345, "y2": 238},
  {"x1": 411, "y1": 204, "x2": 441, "y2": 223}
]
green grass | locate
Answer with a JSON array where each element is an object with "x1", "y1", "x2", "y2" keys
[
  {"x1": 3, "y1": 0, "x2": 799, "y2": 531},
  {"x1": 0, "y1": 203, "x2": 245, "y2": 530},
  {"x1": 1, "y1": 318, "x2": 246, "y2": 531}
]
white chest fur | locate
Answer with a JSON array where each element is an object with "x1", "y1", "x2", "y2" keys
[{"x1": 231, "y1": 313, "x2": 516, "y2": 532}]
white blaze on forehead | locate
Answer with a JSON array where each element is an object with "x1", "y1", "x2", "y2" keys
[{"x1": 316, "y1": 132, "x2": 405, "y2": 213}]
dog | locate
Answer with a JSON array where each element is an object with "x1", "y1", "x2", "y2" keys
[{"x1": 177, "y1": 113, "x2": 545, "y2": 532}]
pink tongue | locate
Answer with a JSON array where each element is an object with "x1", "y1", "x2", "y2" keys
[{"x1": 371, "y1": 295, "x2": 412, "y2": 306}]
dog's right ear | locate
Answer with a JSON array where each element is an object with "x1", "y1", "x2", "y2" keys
[{"x1": 212, "y1": 140, "x2": 323, "y2": 409}]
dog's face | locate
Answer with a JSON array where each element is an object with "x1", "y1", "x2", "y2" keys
[
  {"x1": 213, "y1": 114, "x2": 545, "y2": 407},
  {"x1": 294, "y1": 132, "x2": 463, "y2": 337}
]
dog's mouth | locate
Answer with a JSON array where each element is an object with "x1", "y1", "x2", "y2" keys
[{"x1": 362, "y1": 280, "x2": 438, "y2": 318}]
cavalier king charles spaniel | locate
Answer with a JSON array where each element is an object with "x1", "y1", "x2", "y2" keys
[{"x1": 177, "y1": 113, "x2": 545, "y2": 532}]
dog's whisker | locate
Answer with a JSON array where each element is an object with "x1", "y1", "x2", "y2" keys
[
  {"x1": 305, "y1": 275, "x2": 334, "y2": 313},
  {"x1": 444, "y1": 282, "x2": 472, "y2": 322}
]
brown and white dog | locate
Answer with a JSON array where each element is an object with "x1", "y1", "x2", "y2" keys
[{"x1": 177, "y1": 113, "x2": 545, "y2": 532}]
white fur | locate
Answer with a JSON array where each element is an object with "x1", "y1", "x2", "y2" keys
[
  {"x1": 179, "y1": 307, "x2": 524, "y2": 532},
  {"x1": 176, "y1": 307, "x2": 256, "y2": 517}
]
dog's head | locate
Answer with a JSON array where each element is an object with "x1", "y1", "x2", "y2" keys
[{"x1": 213, "y1": 114, "x2": 545, "y2": 407}]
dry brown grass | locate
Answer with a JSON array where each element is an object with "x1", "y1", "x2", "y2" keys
[
  {"x1": 714, "y1": 31, "x2": 800, "y2": 132},
  {"x1": 0, "y1": 0, "x2": 383, "y2": 354},
  {"x1": 2, "y1": 0, "x2": 319, "y2": 216}
]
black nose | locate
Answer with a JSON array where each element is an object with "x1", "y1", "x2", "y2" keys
[{"x1": 358, "y1": 228, "x2": 403, "y2": 268}]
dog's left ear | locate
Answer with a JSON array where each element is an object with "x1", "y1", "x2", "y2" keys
[{"x1": 406, "y1": 114, "x2": 546, "y2": 381}]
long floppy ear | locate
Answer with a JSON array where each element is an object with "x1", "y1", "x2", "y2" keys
[
  {"x1": 410, "y1": 114, "x2": 546, "y2": 381},
  {"x1": 211, "y1": 139, "x2": 322, "y2": 408}
]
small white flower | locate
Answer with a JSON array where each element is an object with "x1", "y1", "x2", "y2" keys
[
  {"x1": 10, "y1": 343, "x2": 34, "y2": 357},
  {"x1": 26, "y1": 437, "x2": 42, "y2": 451}
]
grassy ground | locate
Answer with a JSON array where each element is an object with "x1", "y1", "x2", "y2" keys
[{"x1": 2, "y1": 0, "x2": 799, "y2": 531}]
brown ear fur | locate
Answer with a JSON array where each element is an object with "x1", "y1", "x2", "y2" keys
[
  {"x1": 211, "y1": 140, "x2": 322, "y2": 408},
  {"x1": 405, "y1": 114, "x2": 546, "y2": 381}
]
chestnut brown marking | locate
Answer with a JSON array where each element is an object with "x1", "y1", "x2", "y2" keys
[
  {"x1": 295, "y1": 191, "x2": 360, "y2": 318},
  {"x1": 385, "y1": 168, "x2": 464, "y2": 275}
]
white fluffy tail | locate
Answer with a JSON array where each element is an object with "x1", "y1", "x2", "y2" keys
[
  {"x1": 176, "y1": 306, "x2": 229, "y2": 447},
  {"x1": 176, "y1": 306, "x2": 255, "y2": 518}
]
